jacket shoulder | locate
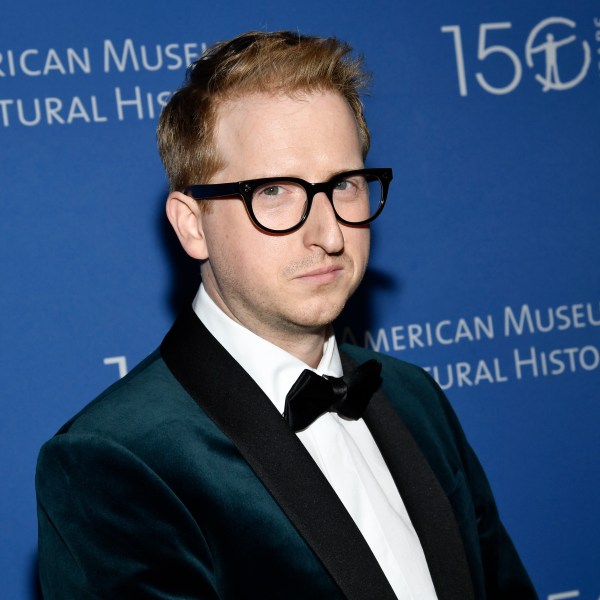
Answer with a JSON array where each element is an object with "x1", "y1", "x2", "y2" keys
[{"x1": 55, "y1": 349, "x2": 201, "y2": 445}]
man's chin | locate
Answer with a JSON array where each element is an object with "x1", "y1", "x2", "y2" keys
[{"x1": 289, "y1": 299, "x2": 348, "y2": 331}]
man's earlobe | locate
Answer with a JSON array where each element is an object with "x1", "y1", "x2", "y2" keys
[{"x1": 165, "y1": 191, "x2": 209, "y2": 260}]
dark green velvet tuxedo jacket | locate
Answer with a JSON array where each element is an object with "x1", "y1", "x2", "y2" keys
[{"x1": 36, "y1": 307, "x2": 537, "y2": 599}]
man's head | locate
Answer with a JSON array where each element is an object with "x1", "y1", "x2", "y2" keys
[
  {"x1": 161, "y1": 31, "x2": 385, "y2": 364},
  {"x1": 157, "y1": 31, "x2": 371, "y2": 191}
]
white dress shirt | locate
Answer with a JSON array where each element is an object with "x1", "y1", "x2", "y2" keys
[{"x1": 193, "y1": 284, "x2": 438, "y2": 599}]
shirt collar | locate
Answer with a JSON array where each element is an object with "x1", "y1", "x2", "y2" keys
[{"x1": 192, "y1": 284, "x2": 343, "y2": 414}]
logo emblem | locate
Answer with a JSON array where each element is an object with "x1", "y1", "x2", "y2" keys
[{"x1": 525, "y1": 17, "x2": 591, "y2": 92}]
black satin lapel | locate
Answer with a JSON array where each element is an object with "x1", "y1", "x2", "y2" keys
[
  {"x1": 340, "y1": 352, "x2": 475, "y2": 600},
  {"x1": 160, "y1": 307, "x2": 396, "y2": 600}
]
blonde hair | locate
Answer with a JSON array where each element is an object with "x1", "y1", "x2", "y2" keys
[{"x1": 157, "y1": 31, "x2": 371, "y2": 191}]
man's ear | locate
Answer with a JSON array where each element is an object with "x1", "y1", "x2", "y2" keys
[{"x1": 165, "y1": 191, "x2": 209, "y2": 260}]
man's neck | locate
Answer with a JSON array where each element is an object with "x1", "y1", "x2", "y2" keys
[
  {"x1": 252, "y1": 326, "x2": 328, "y2": 369},
  {"x1": 201, "y1": 283, "x2": 328, "y2": 368}
]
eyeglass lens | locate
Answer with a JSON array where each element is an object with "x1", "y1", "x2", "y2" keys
[{"x1": 251, "y1": 174, "x2": 382, "y2": 231}]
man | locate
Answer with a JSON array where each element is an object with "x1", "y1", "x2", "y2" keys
[{"x1": 36, "y1": 31, "x2": 537, "y2": 599}]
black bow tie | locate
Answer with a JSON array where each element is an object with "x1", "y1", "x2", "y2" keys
[{"x1": 283, "y1": 359, "x2": 382, "y2": 432}]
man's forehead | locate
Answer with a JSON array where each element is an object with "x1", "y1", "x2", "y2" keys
[
  {"x1": 210, "y1": 91, "x2": 363, "y2": 183},
  {"x1": 212, "y1": 90, "x2": 359, "y2": 150}
]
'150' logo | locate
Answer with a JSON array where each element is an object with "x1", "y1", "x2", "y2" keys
[{"x1": 441, "y1": 17, "x2": 592, "y2": 96}]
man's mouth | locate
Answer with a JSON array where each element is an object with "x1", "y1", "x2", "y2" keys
[{"x1": 294, "y1": 264, "x2": 344, "y2": 284}]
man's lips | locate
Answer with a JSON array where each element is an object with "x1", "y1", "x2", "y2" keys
[{"x1": 294, "y1": 264, "x2": 344, "y2": 284}]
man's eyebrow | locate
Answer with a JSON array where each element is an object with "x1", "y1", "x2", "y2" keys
[
  {"x1": 229, "y1": 167, "x2": 365, "y2": 184},
  {"x1": 279, "y1": 168, "x2": 366, "y2": 181}
]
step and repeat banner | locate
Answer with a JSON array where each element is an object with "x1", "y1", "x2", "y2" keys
[{"x1": 1, "y1": 1, "x2": 598, "y2": 598}]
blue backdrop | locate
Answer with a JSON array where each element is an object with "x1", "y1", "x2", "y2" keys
[{"x1": 1, "y1": 1, "x2": 598, "y2": 598}]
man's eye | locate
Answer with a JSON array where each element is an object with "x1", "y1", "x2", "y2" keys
[
  {"x1": 334, "y1": 176, "x2": 367, "y2": 194},
  {"x1": 262, "y1": 185, "x2": 283, "y2": 196}
]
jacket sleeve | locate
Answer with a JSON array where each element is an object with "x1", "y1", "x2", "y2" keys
[
  {"x1": 422, "y1": 370, "x2": 539, "y2": 600},
  {"x1": 36, "y1": 432, "x2": 219, "y2": 599},
  {"x1": 358, "y1": 344, "x2": 539, "y2": 599}
]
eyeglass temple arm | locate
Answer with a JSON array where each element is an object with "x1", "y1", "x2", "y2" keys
[{"x1": 184, "y1": 182, "x2": 242, "y2": 200}]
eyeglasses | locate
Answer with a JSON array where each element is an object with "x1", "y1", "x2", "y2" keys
[{"x1": 184, "y1": 168, "x2": 393, "y2": 234}]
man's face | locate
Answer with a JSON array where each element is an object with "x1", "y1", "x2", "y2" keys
[{"x1": 197, "y1": 90, "x2": 370, "y2": 345}]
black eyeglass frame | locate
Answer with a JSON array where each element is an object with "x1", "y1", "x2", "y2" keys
[{"x1": 184, "y1": 167, "x2": 393, "y2": 234}]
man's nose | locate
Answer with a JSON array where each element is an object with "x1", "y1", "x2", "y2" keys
[{"x1": 301, "y1": 192, "x2": 344, "y2": 253}]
